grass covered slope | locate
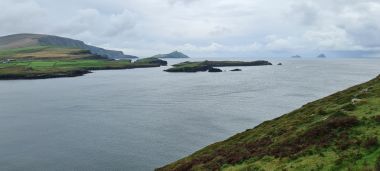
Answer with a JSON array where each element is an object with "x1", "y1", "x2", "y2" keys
[
  {"x1": 0, "y1": 33, "x2": 137, "y2": 59},
  {"x1": 0, "y1": 46, "x2": 100, "y2": 60},
  {"x1": 158, "y1": 76, "x2": 380, "y2": 171}
]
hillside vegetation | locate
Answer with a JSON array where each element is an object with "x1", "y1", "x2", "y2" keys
[
  {"x1": 158, "y1": 76, "x2": 380, "y2": 170},
  {"x1": 0, "y1": 46, "x2": 100, "y2": 60},
  {"x1": 0, "y1": 34, "x2": 137, "y2": 59}
]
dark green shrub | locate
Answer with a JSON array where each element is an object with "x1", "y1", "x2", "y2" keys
[
  {"x1": 331, "y1": 110, "x2": 347, "y2": 118},
  {"x1": 362, "y1": 136, "x2": 378, "y2": 149},
  {"x1": 376, "y1": 156, "x2": 380, "y2": 171},
  {"x1": 341, "y1": 103, "x2": 356, "y2": 111},
  {"x1": 371, "y1": 115, "x2": 380, "y2": 123},
  {"x1": 317, "y1": 108, "x2": 328, "y2": 115}
]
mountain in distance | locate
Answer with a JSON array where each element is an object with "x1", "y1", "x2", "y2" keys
[
  {"x1": 317, "y1": 54, "x2": 327, "y2": 58},
  {"x1": 151, "y1": 51, "x2": 190, "y2": 59},
  {"x1": 0, "y1": 33, "x2": 138, "y2": 59}
]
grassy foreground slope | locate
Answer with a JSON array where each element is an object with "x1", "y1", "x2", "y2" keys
[{"x1": 158, "y1": 76, "x2": 380, "y2": 171}]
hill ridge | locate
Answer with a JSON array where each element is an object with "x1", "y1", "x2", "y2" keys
[{"x1": 0, "y1": 33, "x2": 137, "y2": 59}]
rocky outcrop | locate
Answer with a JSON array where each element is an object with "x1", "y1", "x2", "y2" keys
[
  {"x1": 134, "y1": 57, "x2": 168, "y2": 66},
  {"x1": 208, "y1": 67, "x2": 223, "y2": 72},
  {"x1": 165, "y1": 60, "x2": 272, "y2": 73}
]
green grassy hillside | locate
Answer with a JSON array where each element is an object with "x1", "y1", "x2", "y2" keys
[
  {"x1": 0, "y1": 33, "x2": 137, "y2": 59},
  {"x1": 0, "y1": 46, "x2": 98, "y2": 60},
  {"x1": 158, "y1": 76, "x2": 380, "y2": 171}
]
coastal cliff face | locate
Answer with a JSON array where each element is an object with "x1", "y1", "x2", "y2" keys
[
  {"x1": 158, "y1": 76, "x2": 380, "y2": 171},
  {"x1": 0, "y1": 34, "x2": 137, "y2": 59}
]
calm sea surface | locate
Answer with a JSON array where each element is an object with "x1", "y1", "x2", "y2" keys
[{"x1": 1, "y1": 58, "x2": 380, "y2": 171}]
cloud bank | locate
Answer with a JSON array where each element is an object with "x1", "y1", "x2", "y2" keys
[{"x1": 0, "y1": 0, "x2": 379, "y2": 57}]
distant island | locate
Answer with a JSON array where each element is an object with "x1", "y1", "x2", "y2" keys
[
  {"x1": 151, "y1": 51, "x2": 190, "y2": 59},
  {"x1": 0, "y1": 33, "x2": 169, "y2": 80},
  {"x1": 291, "y1": 55, "x2": 301, "y2": 58},
  {"x1": 158, "y1": 75, "x2": 380, "y2": 171},
  {"x1": 165, "y1": 60, "x2": 272, "y2": 72},
  {"x1": 317, "y1": 53, "x2": 327, "y2": 58}
]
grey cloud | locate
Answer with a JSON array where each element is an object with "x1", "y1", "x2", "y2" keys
[
  {"x1": 0, "y1": 0, "x2": 379, "y2": 57},
  {"x1": 289, "y1": 2, "x2": 319, "y2": 26},
  {"x1": 167, "y1": 0, "x2": 199, "y2": 5},
  {"x1": 0, "y1": 0, "x2": 46, "y2": 33}
]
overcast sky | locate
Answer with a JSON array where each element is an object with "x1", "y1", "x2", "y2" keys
[{"x1": 1, "y1": 0, "x2": 380, "y2": 57}]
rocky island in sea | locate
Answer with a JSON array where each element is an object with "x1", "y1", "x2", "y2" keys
[
  {"x1": 151, "y1": 51, "x2": 190, "y2": 59},
  {"x1": 165, "y1": 60, "x2": 272, "y2": 73},
  {"x1": 318, "y1": 54, "x2": 327, "y2": 58},
  {"x1": 291, "y1": 55, "x2": 302, "y2": 58}
]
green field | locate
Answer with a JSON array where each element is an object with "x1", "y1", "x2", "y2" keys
[
  {"x1": 0, "y1": 59, "x2": 161, "y2": 79},
  {"x1": 0, "y1": 46, "x2": 97, "y2": 60},
  {"x1": 0, "y1": 60, "x2": 116, "y2": 79},
  {"x1": 0, "y1": 59, "x2": 166, "y2": 79},
  {"x1": 0, "y1": 59, "x2": 131, "y2": 69},
  {"x1": 158, "y1": 76, "x2": 380, "y2": 170}
]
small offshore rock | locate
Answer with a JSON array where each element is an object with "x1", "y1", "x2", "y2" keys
[{"x1": 208, "y1": 67, "x2": 223, "y2": 72}]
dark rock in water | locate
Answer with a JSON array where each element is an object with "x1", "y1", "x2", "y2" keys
[
  {"x1": 277, "y1": 63, "x2": 282, "y2": 65},
  {"x1": 317, "y1": 54, "x2": 326, "y2": 58},
  {"x1": 208, "y1": 67, "x2": 222, "y2": 72},
  {"x1": 134, "y1": 57, "x2": 167, "y2": 66},
  {"x1": 230, "y1": 69, "x2": 242, "y2": 71}
]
